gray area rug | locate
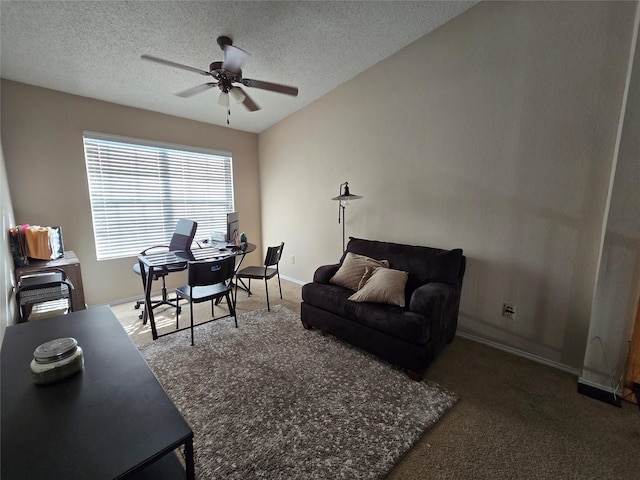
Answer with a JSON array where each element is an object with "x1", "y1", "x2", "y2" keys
[{"x1": 139, "y1": 305, "x2": 458, "y2": 479}]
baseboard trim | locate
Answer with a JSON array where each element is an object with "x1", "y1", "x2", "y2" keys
[
  {"x1": 109, "y1": 295, "x2": 145, "y2": 307},
  {"x1": 110, "y1": 277, "x2": 305, "y2": 309},
  {"x1": 456, "y1": 331, "x2": 626, "y2": 406},
  {"x1": 455, "y1": 330, "x2": 580, "y2": 376},
  {"x1": 577, "y1": 379, "x2": 622, "y2": 407},
  {"x1": 280, "y1": 275, "x2": 306, "y2": 286}
]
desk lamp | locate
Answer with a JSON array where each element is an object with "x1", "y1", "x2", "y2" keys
[{"x1": 332, "y1": 182, "x2": 363, "y2": 251}]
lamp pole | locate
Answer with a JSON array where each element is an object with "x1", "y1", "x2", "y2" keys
[
  {"x1": 339, "y1": 201, "x2": 347, "y2": 252},
  {"x1": 332, "y1": 182, "x2": 363, "y2": 252}
]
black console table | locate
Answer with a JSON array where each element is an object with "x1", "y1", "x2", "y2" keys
[{"x1": 1, "y1": 306, "x2": 194, "y2": 479}]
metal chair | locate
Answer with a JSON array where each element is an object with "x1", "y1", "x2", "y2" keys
[
  {"x1": 15, "y1": 268, "x2": 74, "y2": 322},
  {"x1": 175, "y1": 256, "x2": 237, "y2": 345},
  {"x1": 235, "y1": 242, "x2": 284, "y2": 311},
  {"x1": 133, "y1": 219, "x2": 198, "y2": 321}
]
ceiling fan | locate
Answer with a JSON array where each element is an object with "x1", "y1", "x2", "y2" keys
[{"x1": 141, "y1": 36, "x2": 299, "y2": 123}]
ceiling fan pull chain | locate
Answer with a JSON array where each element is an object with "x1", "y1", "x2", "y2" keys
[{"x1": 227, "y1": 108, "x2": 230, "y2": 125}]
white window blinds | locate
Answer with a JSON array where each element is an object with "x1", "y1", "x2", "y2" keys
[{"x1": 83, "y1": 132, "x2": 234, "y2": 260}]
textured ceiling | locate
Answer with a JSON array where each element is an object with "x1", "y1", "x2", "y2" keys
[{"x1": 0, "y1": 1, "x2": 476, "y2": 133}]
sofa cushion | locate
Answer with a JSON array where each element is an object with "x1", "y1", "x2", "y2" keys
[
  {"x1": 329, "y1": 252, "x2": 389, "y2": 291},
  {"x1": 348, "y1": 267, "x2": 408, "y2": 307},
  {"x1": 302, "y1": 282, "x2": 354, "y2": 319},
  {"x1": 345, "y1": 301, "x2": 430, "y2": 344},
  {"x1": 302, "y1": 282, "x2": 431, "y2": 344}
]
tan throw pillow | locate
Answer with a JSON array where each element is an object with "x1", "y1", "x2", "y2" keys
[
  {"x1": 348, "y1": 267, "x2": 409, "y2": 307},
  {"x1": 357, "y1": 265, "x2": 376, "y2": 290},
  {"x1": 330, "y1": 252, "x2": 389, "y2": 291}
]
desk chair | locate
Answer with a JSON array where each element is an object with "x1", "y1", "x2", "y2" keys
[
  {"x1": 175, "y1": 256, "x2": 237, "y2": 345},
  {"x1": 235, "y1": 242, "x2": 284, "y2": 312},
  {"x1": 16, "y1": 268, "x2": 74, "y2": 322},
  {"x1": 133, "y1": 218, "x2": 198, "y2": 321}
]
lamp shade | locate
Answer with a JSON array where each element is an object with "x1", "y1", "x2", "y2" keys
[{"x1": 331, "y1": 182, "x2": 362, "y2": 201}]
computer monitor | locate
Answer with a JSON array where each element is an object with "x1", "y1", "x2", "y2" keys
[
  {"x1": 210, "y1": 230, "x2": 226, "y2": 245},
  {"x1": 226, "y1": 212, "x2": 239, "y2": 245}
]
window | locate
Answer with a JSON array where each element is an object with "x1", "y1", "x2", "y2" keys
[{"x1": 83, "y1": 132, "x2": 234, "y2": 260}]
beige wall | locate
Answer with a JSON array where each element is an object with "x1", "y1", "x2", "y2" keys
[
  {"x1": 1, "y1": 80, "x2": 260, "y2": 306},
  {"x1": 259, "y1": 1, "x2": 638, "y2": 371}
]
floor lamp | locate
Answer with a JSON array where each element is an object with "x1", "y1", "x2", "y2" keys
[{"x1": 332, "y1": 182, "x2": 363, "y2": 251}]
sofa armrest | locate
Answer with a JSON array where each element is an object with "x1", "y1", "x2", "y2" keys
[
  {"x1": 409, "y1": 282, "x2": 455, "y2": 317},
  {"x1": 410, "y1": 282, "x2": 460, "y2": 343},
  {"x1": 313, "y1": 264, "x2": 341, "y2": 284}
]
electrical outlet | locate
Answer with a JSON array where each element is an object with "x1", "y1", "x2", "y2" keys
[
  {"x1": 290, "y1": 255, "x2": 296, "y2": 264},
  {"x1": 502, "y1": 303, "x2": 516, "y2": 319}
]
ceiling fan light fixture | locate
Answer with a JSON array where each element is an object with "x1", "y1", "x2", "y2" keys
[
  {"x1": 218, "y1": 91, "x2": 230, "y2": 107},
  {"x1": 230, "y1": 87, "x2": 246, "y2": 104}
]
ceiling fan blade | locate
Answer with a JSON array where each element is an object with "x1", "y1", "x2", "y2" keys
[
  {"x1": 235, "y1": 87, "x2": 260, "y2": 111},
  {"x1": 242, "y1": 78, "x2": 298, "y2": 96},
  {"x1": 176, "y1": 82, "x2": 218, "y2": 98},
  {"x1": 222, "y1": 45, "x2": 249, "y2": 74},
  {"x1": 141, "y1": 54, "x2": 210, "y2": 76}
]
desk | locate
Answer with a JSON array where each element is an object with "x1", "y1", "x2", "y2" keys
[
  {"x1": 15, "y1": 250, "x2": 86, "y2": 312},
  {"x1": 138, "y1": 243, "x2": 256, "y2": 340},
  {"x1": 1, "y1": 306, "x2": 194, "y2": 480}
]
